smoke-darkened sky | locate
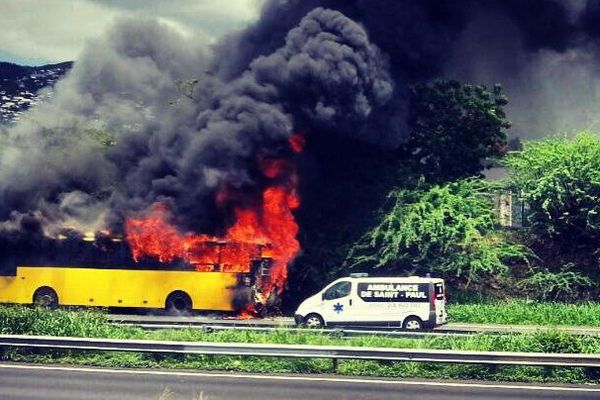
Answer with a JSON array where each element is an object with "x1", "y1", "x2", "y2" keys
[
  {"x1": 0, "y1": 0, "x2": 264, "y2": 65},
  {"x1": 5, "y1": 0, "x2": 600, "y2": 251}
]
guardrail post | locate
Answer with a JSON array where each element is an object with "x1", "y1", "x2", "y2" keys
[
  {"x1": 332, "y1": 329, "x2": 345, "y2": 339},
  {"x1": 586, "y1": 366, "x2": 600, "y2": 380},
  {"x1": 332, "y1": 358, "x2": 339, "y2": 372}
]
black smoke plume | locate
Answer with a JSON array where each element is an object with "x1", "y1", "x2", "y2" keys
[
  {"x1": 0, "y1": 8, "x2": 391, "y2": 268},
  {"x1": 216, "y1": 0, "x2": 600, "y2": 140},
  {"x1": 4, "y1": 1, "x2": 600, "y2": 269}
]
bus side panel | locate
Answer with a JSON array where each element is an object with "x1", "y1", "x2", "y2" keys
[
  {"x1": 185, "y1": 272, "x2": 238, "y2": 311},
  {"x1": 139, "y1": 270, "x2": 238, "y2": 311},
  {"x1": 2, "y1": 267, "x2": 239, "y2": 311},
  {"x1": 60, "y1": 268, "x2": 239, "y2": 311},
  {"x1": 0, "y1": 275, "x2": 31, "y2": 304},
  {"x1": 58, "y1": 268, "x2": 153, "y2": 309},
  {"x1": 0, "y1": 267, "x2": 70, "y2": 305}
]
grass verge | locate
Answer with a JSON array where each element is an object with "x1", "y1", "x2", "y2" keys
[
  {"x1": 1, "y1": 305, "x2": 600, "y2": 384},
  {"x1": 448, "y1": 300, "x2": 600, "y2": 327}
]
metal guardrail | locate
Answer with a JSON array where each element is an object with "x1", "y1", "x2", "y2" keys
[
  {"x1": 1, "y1": 334, "x2": 600, "y2": 369},
  {"x1": 107, "y1": 315, "x2": 600, "y2": 337},
  {"x1": 118, "y1": 323, "x2": 474, "y2": 339}
]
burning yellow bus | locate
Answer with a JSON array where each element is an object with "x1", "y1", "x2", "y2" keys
[
  {"x1": 0, "y1": 241, "x2": 275, "y2": 314},
  {"x1": 0, "y1": 267, "x2": 233, "y2": 311},
  {"x1": 0, "y1": 135, "x2": 302, "y2": 315}
]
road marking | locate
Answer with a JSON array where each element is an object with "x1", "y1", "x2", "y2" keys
[{"x1": 1, "y1": 363, "x2": 599, "y2": 392}]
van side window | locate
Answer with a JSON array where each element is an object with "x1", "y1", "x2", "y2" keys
[{"x1": 323, "y1": 281, "x2": 352, "y2": 300}]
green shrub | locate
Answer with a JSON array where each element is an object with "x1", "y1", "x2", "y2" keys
[
  {"x1": 0, "y1": 305, "x2": 139, "y2": 338},
  {"x1": 346, "y1": 179, "x2": 528, "y2": 283},
  {"x1": 518, "y1": 267, "x2": 595, "y2": 301},
  {"x1": 505, "y1": 132, "x2": 600, "y2": 248}
]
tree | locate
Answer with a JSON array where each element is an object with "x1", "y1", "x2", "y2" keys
[
  {"x1": 405, "y1": 80, "x2": 510, "y2": 181},
  {"x1": 345, "y1": 179, "x2": 526, "y2": 284}
]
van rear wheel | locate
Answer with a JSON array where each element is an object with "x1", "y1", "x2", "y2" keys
[
  {"x1": 403, "y1": 316, "x2": 423, "y2": 330},
  {"x1": 304, "y1": 313, "x2": 324, "y2": 328},
  {"x1": 33, "y1": 287, "x2": 58, "y2": 309}
]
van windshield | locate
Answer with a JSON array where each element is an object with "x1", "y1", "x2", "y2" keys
[{"x1": 323, "y1": 281, "x2": 352, "y2": 300}]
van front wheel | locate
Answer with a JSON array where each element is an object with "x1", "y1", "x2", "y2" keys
[
  {"x1": 304, "y1": 313, "x2": 324, "y2": 328},
  {"x1": 403, "y1": 316, "x2": 423, "y2": 330}
]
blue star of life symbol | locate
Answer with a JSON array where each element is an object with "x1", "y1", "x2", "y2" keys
[{"x1": 333, "y1": 302, "x2": 344, "y2": 314}]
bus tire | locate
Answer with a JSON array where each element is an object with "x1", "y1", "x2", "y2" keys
[
  {"x1": 165, "y1": 291, "x2": 192, "y2": 314},
  {"x1": 33, "y1": 287, "x2": 59, "y2": 309},
  {"x1": 402, "y1": 316, "x2": 423, "y2": 331},
  {"x1": 303, "y1": 313, "x2": 324, "y2": 328}
]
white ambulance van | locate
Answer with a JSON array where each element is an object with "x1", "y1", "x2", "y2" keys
[{"x1": 294, "y1": 274, "x2": 447, "y2": 330}]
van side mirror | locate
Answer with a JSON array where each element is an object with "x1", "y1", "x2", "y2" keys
[{"x1": 321, "y1": 292, "x2": 326, "y2": 301}]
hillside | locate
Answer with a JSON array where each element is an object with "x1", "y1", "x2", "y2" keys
[{"x1": 0, "y1": 61, "x2": 72, "y2": 124}]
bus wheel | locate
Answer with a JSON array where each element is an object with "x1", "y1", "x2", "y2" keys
[
  {"x1": 33, "y1": 287, "x2": 58, "y2": 309},
  {"x1": 403, "y1": 316, "x2": 423, "y2": 330},
  {"x1": 165, "y1": 291, "x2": 192, "y2": 314},
  {"x1": 303, "y1": 313, "x2": 324, "y2": 328}
]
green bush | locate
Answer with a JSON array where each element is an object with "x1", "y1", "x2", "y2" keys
[
  {"x1": 346, "y1": 179, "x2": 528, "y2": 283},
  {"x1": 0, "y1": 305, "x2": 139, "y2": 338},
  {"x1": 504, "y1": 132, "x2": 600, "y2": 299},
  {"x1": 505, "y1": 132, "x2": 600, "y2": 248},
  {"x1": 518, "y1": 267, "x2": 595, "y2": 301}
]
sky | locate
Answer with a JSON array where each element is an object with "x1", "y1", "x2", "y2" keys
[{"x1": 0, "y1": 0, "x2": 265, "y2": 65}]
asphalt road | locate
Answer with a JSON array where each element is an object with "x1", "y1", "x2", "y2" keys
[{"x1": 1, "y1": 363, "x2": 599, "y2": 400}]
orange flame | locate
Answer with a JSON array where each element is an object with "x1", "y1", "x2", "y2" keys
[
  {"x1": 288, "y1": 133, "x2": 305, "y2": 153},
  {"x1": 125, "y1": 134, "x2": 304, "y2": 305}
]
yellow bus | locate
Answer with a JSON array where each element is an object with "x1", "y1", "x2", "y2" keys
[{"x1": 0, "y1": 265, "x2": 263, "y2": 313}]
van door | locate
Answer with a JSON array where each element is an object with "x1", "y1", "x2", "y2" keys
[
  {"x1": 355, "y1": 281, "x2": 394, "y2": 323},
  {"x1": 320, "y1": 280, "x2": 353, "y2": 325}
]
